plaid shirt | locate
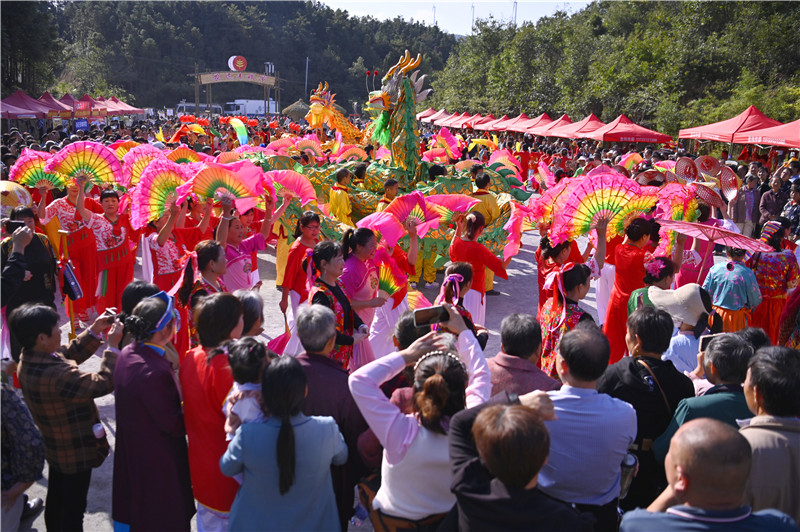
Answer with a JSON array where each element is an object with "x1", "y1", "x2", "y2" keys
[{"x1": 17, "y1": 330, "x2": 118, "y2": 474}]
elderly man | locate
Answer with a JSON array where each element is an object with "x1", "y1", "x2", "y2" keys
[
  {"x1": 740, "y1": 346, "x2": 800, "y2": 523},
  {"x1": 294, "y1": 304, "x2": 367, "y2": 531},
  {"x1": 727, "y1": 175, "x2": 761, "y2": 237},
  {"x1": 621, "y1": 418, "x2": 797, "y2": 531},
  {"x1": 654, "y1": 334, "x2": 755, "y2": 462},
  {"x1": 539, "y1": 326, "x2": 636, "y2": 531},
  {"x1": 487, "y1": 314, "x2": 560, "y2": 396}
]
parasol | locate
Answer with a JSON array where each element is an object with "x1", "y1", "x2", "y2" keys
[{"x1": 655, "y1": 218, "x2": 774, "y2": 282}]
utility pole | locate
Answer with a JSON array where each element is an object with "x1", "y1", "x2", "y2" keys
[
  {"x1": 304, "y1": 57, "x2": 309, "y2": 99},
  {"x1": 512, "y1": 0, "x2": 517, "y2": 26},
  {"x1": 194, "y1": 62, "x2": 199, "y2": 115},
  {"x1": 471, "y1": 3, "x2": 475, "y2": 32}
]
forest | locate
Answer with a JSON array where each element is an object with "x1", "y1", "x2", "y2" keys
[{"x1": 2, "y1": 1, "x2": 799, "y2": 135}]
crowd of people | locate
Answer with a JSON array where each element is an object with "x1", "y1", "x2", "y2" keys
[{"x1": 1, "y1": 115, "x2": 800, "y2": 532}]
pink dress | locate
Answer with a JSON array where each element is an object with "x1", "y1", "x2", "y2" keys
[{"x1": 341, "y1": 255, "x2": 377, "y2": 370}]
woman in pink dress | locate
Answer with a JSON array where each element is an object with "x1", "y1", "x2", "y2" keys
[{"x1": 340, "y1": 228, "x2": 385, "y2": 370}]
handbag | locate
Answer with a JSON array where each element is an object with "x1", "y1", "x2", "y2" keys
[{"x1": 61, "y1": 261, "x2": 83, "y2": 301}]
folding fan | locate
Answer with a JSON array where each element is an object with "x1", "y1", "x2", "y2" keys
[
  {"x1": 551, "y1": 173, "x2": 641, "y2": 242},
  {"x1": 502, "y1": 201, "x2": 533, "y2": 261},
  {"x1": 182, "y1": 161, "x2": 264, "y2": 204},
  {"x1": 719, "y1": 166, "x2": 741, "y2": 202},
  {"x1": 266, "y1": 137, "x2": 297, "y2": 152},
  {"x1": 653, "y1": 160, "x2": 676, "y2": 172},
  {"x1": 43, "y1": 141, "x2": 123, "y2": 187},
  {"x1": 9, "y1": 149, "x2": 67, "y2": 190},
  {"x1": 407, "y1": 289, "x2": 432, "y2": 311},
  {"x1": 619, "y1": 152, "x2": 643, "y2": 171},
  {"x1": 215, "y1": 151, "x2": 242, "y2": 164},
  {"x1": 467, "y1": 139, "x2": 498, "y2": 152},
  {"x1": 424, "y1": 194, "x2": 480, "y2": 224},
  {"x1": 489, "y1": 149, "x2": 521, "y2": 172},
  {"x1": 675, "y1": 157, "x2": 699, "y2": 181},
  {"x1": 635, "y1": 169, "x2": 664, "y2": 186},
  {"x1": 122, "y1": 144, "x2": 166, "y2": 188},
  {"x1": 335, "y1": 146, "x2": 368, "y2": 163},
  {"x1": 265, "y1": 169, "x2": 317, "y2": 206},
  {"x1": 609, "y1": 187, "x2": 659, "y2": 238},
  {"x1": 228, "y1": 118, "x2": 249, "y2": 146},
  {"x1": 432, "y1": 128, "x2": 461, "y2": 159},
  {"x1": 357, "y1": 212, "x2": 405, "y2": 248},
  {"x1": 536, "y1": 161, "x2": 556, "y2": 189},
  {"x1": 454, "y1": 159, "x2": 482, "y2": 172},
  {"x1": 383, "y1": 191, "x2": 442, "y2": 238},
  {"x1": 114, "y1": 140, "x2": 140, "y2": 160},
  {"x1": 0, "y1": 181, "x2": 32, "y2": 218},
  {"x1": 295, "y1": 139, "x2": 324, "y2": 158},
  {"x1": 167, "y1": 146, "x2": 202, "y2": 164},
  {"x1": 694, "y1": 155, "x2": 720, "y2": 177},
  {"x1": 528, "y1": 177, "x2": 579, "y2": 225},
  {"x1": 373, "y1": 246, "x2": 408, "y2": 298},
  {"x1": 130, "y1": 159, "x2": 187, "y2": 229}
]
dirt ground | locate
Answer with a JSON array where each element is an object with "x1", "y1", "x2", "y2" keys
[{"x1": 20, "y1": 224, "x2": 597, "y2": 532}]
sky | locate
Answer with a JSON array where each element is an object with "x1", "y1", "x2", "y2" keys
[{"x1": 319, "y1": 0, "x2": 592, "y2": 36}]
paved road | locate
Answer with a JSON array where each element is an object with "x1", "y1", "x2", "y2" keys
[{"x1": 21, "y1": 226, "x2": 597, "y2": 531}]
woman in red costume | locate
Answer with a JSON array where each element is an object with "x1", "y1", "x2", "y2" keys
[
  {"x1": 602, "y1": 218, "x2": 653, "y2": 363},
  {"x1": 36, "y1": 178, "x2": 104, "y2": 320}
]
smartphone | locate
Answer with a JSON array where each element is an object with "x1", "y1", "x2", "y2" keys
[
  {"x1": 101, "y1": 307, "x2": 119, "y2": 320},
  {"x1": 4, "y1": 220, "x2": 25, "y2": 232},
  {"x1": 699, "y1": 333, "x2": 725, "y2": 353},
  {"x1": 413, "y1": 305, "x2": 450, "y2": 328}
]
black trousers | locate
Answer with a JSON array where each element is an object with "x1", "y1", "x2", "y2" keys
[
  {"x1": 574, "y1": 498, "x2": 620, "y2": 532},
  {"x1": 45, "y1": 468, "x2": 92, "y2": 532}
]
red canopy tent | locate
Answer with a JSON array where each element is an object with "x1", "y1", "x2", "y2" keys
[
  {"x1": 469, "y1": 114, "x2": 496, "y2": 129},
  {"x1": 494, "y1": 113, "x2": 529, "y2": 131},
  {"x1": 588, "y1": 114, "x2": 672, "y2": 143},
  {"x1": 731, "y1": 118, "x2": 800, "y2": 148},
  {"x1": 474, "y1": 114, "x2": 509, "y2": 131},
  {"x1": 679, "y1": 106, "x2": 782, "y2": 143},
  {"x1": 436, "y1": 112, "x2": 468, "y2": 127},
  {"x1": 451, "y1": 113, "x2": 479, "y2": 129},
  {"x1": 420, "y1": 108, "x2": 448, "y2": 124},
  {"x1": 0, "y1": 101, "x2": 45, "y2": 119},
  {"x1": 2, "y1": 90, "x2": 54, "y2": 117},
  {"x1": 79, "y1": 94, "x2": 108, "y2": 117},
  {"x1": 507, "y1": 113, "x2": 552, "y2": 133},
  {"x1": 96, "y1": 96, "x2": 127, "y2": 116},
  {"x1": 109, "y1": 97, "x2": 144, "y2": 114},
  {"x1": 416, "y1": 107, "x2": 437, "y2": 120},
  {"x1": 548, "y1": 113, "x2": 606, "y2": 139},
  {"x1": 528, "y1": 113, "x2": 572, "y2": 136},
  {"x1": 38, "y1": 92, "x2": 72, "y2": 119}
]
